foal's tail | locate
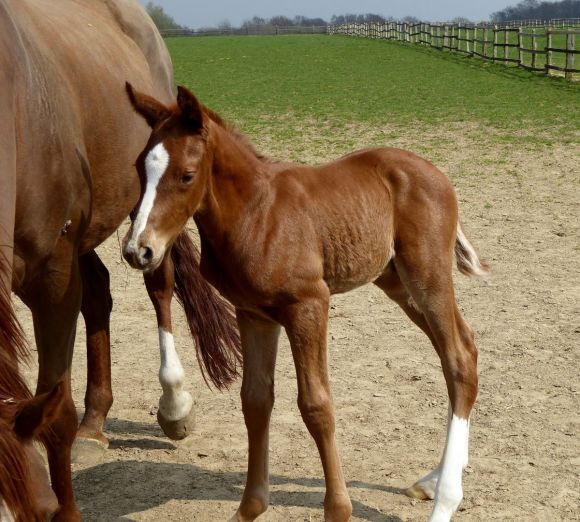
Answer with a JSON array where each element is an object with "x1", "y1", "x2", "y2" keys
[
  {"x1": 455, "y1": 221, "x2": 491, "y2": 278},
  {"x1": 171, "y1": 231, "x2": 242, "y2": 390}
]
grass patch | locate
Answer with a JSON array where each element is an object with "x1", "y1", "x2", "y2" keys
[{"x1": 166, "y1": 34, "x2": 579, "y2": 135}]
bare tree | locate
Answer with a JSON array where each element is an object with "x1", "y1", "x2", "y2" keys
[
  {"x1": 491, "y1": 0, "x2": 580, "y2": 22},
  {"x1": 145, "y1": 1, "x2": 184, "y2": 31}
]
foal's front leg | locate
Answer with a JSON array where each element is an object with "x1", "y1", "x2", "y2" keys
[
  {"x1": 283, "y1": 297, "x2": 353, "y2": 522},
  {"x1": 144, "y1": 252, "x2": 194, "y2": 440},
  {"x1": 230, "y1": 311, "x2": 280, "y2": 522}
]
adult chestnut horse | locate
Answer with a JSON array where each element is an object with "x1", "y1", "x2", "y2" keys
[
  {"x1": 1, "y1": 256, "x2": 63, "y2": 522},
  {"x1": 1, "y1": 1, "x2": 239, "y2": 519},
  {"x1": 124, "y1": 84, "x2": 490, "y2": 522}
]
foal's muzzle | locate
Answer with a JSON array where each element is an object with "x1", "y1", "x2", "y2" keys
[{"x1": 122, "y1": 238, "x2": 159, "y2": 271}]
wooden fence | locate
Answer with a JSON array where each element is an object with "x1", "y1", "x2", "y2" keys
[
  {"x1": 160, "y1": 25, "x2": 328, "y2": 37},
  {"x1": 329, "y1": 22, "x2": 580, "y2": 81}
]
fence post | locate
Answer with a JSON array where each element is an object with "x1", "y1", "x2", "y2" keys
[
  {"x1": 483, "y1": 27, "x2": 488, "y2": 57},
  {"x1": 518, "y1": 27, "x2": 524, "y2": 67},
  {"x1": 493, "y1": 25, "x2": 499, "y2": 60},
  {"x1": 531, "y1": 29, "x2": 537, "y2": 69},
  {"x1": 566, "y1": 31, "x2": 575, "y2": 80},
  {"x1": 504, "y1": 28, "x2": 509, "y2": 64},
  {"x1": 546, "y1": 28, "x2": 553, "y2": 75}
]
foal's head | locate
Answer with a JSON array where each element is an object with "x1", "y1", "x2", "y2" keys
[
  {"x1": 123, "y1": 83, "x2": 210, "y2": 271},
  {"x1": 0, "y1": 382, "x2": 63, "y2": 521}
]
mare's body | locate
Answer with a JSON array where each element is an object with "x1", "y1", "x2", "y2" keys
[{"x1": 1, "y1": 2, "x2": 241, "y2": 518}]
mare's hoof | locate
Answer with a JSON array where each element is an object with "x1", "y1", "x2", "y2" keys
[
  {"x1": 52, "y1": 508, "x2": 82, "y2": 522},
  {"x1": 75, "y1": 426, "x2": 109, "y2": 448},
  {"x1": 71, "y1": 437, "x2": 107, "y2": 465},
  {"x1": 157, "y1": 406, "x2": 195, "y2": 440}
]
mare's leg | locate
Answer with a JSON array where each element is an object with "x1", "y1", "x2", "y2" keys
[
  {"x1": 282, "y1": 296, "x2": 352, "y2": 522},
  {"x1": 24, "y1": 255, "x2": 82, "y2": 521},
  {"x1": 377, "y1": 252, "x2": 478, "y2": 522},
  {"x1": 230, "y1": 311, "x2": 280, "y2": 522},
  {"x1": 77, "y1": 251, "x2": 113, "y2": 446},
  {"x1": 144, "y1": 251, "x2": 194, "y2": 440}
]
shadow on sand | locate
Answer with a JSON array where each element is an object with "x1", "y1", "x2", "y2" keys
[{"x1": 74, "y1": 459, "x2": 406, "y2": 521}]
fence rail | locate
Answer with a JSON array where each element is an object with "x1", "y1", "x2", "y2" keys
[
  {"x1": 329, "y1": 21, "x2": 580, "y2": 80},
  {"x1": 160, "y1": 25, "x2": 328, "y2": 37},
  {"x1": 492, "y1": 18, "x2": 580, "y2": 28}
]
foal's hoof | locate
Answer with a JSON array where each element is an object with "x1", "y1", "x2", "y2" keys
[
  {"x1": 71, "y1": 437, "x2": 107, "y2": 465},
  {"x1": 157, "y1": 407, "x2": 195, "y2": 440},
  {"x1": 405, "y1": 482, "x2": 436, "y2": 501}
]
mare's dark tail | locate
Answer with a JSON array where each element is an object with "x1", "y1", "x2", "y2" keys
[{"x1": 171, "y1": 231, "x2": 242, "y2": 389}]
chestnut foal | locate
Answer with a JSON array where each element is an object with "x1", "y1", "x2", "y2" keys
[{"x1": 123, "y1": 84, "x2": 489, "y2": 522}]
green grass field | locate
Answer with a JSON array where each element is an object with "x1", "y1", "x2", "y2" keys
[{"x1": 166, "y1": 34, "x2": 579, "y2": 148}]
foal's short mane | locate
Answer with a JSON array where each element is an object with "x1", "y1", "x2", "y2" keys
[
  {"x1": 201, "y1": 105, "x2": 270, "y2": 162},
  {"x1": 0, "y1": 422, "x2": 39, "y2": 522}
]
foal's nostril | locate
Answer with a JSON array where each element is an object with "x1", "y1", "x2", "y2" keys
[{"x1": 140, "y1": 246, "x2": 154, "y2": 262}]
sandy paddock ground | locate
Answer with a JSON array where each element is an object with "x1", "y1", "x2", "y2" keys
[{"x1": 16, "y1": 121, "x2": 579, "y2": 521}]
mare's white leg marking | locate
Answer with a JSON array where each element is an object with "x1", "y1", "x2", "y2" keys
[
  {"x1": 428, "y1": 413, "x2": 470, "y2": 522},
  {"x1": 128, "y1": 142, "x2": 169, "y2": 246},
  {"x1": 158, "y1": 328, "x2": 193, "y2": 421}
]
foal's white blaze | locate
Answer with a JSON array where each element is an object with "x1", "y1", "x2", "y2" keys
[
  {"x1": 157, "y1": 328, "x2": 193, "y2": 421},
  {"x1": 428, "y1": 414, "x2": 470, "y2": 522},
  {"x1": 127, "y1": 142, "x2": 169, "y2": 247}
]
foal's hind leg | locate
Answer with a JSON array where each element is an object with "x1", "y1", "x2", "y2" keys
[
  {"x1": 376, "y1": 256, "x2": 478, "y2": 521},
  {"x1": 144, "y1": 252, "x2": 194, "y2": 440},
  {"x1": 77, "y1": 251, "x2": 113, "y2": 446}
]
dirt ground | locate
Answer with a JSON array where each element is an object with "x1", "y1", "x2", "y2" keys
[{"x1": 16, "y1": 121, "x2": 579, "y2": 521}]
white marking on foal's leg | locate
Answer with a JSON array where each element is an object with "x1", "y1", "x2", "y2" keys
[
  {"x1": 127, "y1": 143, "x2": 169, "y2": 247},
  {"x1": 157, "y1": 328, "x2": 193, "y2": 421},
  {"x1": 408, "y1": 406, "x2": 452, "y2": 500},
  {"x1": 428, "y1": 413, "x2": 470, "y2": 522}
]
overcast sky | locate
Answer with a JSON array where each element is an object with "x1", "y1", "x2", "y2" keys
[{"x1": 139, "y1": 1, "x2": 512, "y2": 28}]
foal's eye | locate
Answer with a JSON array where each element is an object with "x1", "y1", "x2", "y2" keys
[{"x1": 180, "y1": 173, "x2": 195, "y2": 185}]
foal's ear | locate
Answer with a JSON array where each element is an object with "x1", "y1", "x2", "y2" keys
[
  {"x1": 13, "y1": 382, "x2": 65, "y2": 439},
  {"x1": 176, "y1": 86, "x2": 204, "y2": 130},
  {"x1": 126, "y1": 82, "x2": 171, "y2": 128}
]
